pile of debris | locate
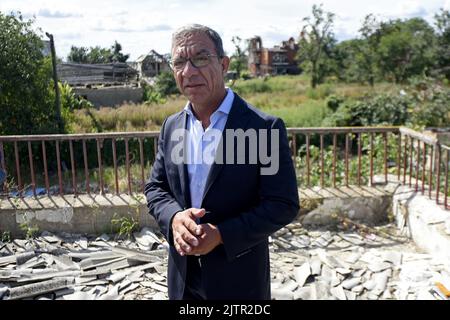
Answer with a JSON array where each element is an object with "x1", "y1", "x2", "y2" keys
[
  {"x1": 0, "y1": 228, "x2": 169, "y2": 300},
  {"x1": 2, "y1": 221, "x2": 450, "y2": 300},
  {"x1": 269, "y1": 222, "x2": 450, "y2": 300}
]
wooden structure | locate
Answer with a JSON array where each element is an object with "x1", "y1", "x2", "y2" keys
[
  {"x1": 57, "y1": 63, "x2": 138, "y2": 87},
  {"x1": 129, "y1": 50, "x2": 170, "y2": 80}
]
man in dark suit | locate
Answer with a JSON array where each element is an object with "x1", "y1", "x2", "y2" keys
[{"x1": 144, "y1": 24, "x2": 299, "y2": 300}]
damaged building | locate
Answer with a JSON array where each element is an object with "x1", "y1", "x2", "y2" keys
[
  {"x1": 128, "y1": 50, "x2": 170, "y2": 82},
  {"x1": 55, "y1": 50, "x2": 169, "y2": 108},
  {"x1": 57, "y1": 63, "x2": 142, "y2": 108},
  {"x1": 248, "y1": 36, "x2": 300, "y2": 77}
]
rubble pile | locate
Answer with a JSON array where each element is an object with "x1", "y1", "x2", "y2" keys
[
  {"x1": 270, "y1": 222, "x2": 450, "y2": 300},
  {"x1": 0, "y1": 228, "x2": 169, "y2": 300},
  {"x1": 1, "y1": 222, "x2": 449, "y2": 300}
]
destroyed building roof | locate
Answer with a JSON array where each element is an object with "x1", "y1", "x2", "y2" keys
[
  {"x1": 57, "y1": 62, "x2": 138, "y2": 86},
  {"x1": 135, "y1": 50, "x2": 167, "y2": 63}
]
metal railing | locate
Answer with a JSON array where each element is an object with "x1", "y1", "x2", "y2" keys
[
  {"x1": 0, "y1": 132, "x2": 159, "y2": 197},
  {"x1": 0, "y1": 127, "x2": 448, "y2": 210},
  {"x1": 288, "y1": 127, "x2": 400, "y2": 188}
]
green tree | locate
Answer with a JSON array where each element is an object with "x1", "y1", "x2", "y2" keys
[
  {"x1": 110, "y1": 41, "x2": 129, "y2": 63},
  {"x1": 356, "y1": 14, "x2": 382, "y2": 86},
  {"x1": 67, "y1": 41, "x2": 129, "y2": 64},
  {"x1": 0, "y1": 12, "x2": 59, "y2": 135},
  {"x1": 230, "y1": 36, "x2": 248, "y2": 79},
  {"x1": 67, "y1": 45, "x2": 88, "y2": 63},
  {"x1": 297, "y1": 4, "x2": 336, "y2": 88},
  {"x1": 86, "y1": 46, "x2": 113, "y2": 64},
  {"x1": 334, "y1": 39, "x2": 366, "y2": 83},
  {"x1": 377, "y1": 18, "x2": 437, "y2": 83},
  {"x1": 434, "y1": 8, "x2": 450, "y2": 79}
]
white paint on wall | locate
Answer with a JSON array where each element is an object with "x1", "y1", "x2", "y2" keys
[{"x1": 16, "y1": 207, "x2": 74, "y2": 224}]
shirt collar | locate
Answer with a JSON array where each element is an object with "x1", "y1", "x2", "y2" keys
[{"x1": 184, "y1": 87, "x2": 234, "y2": 119}]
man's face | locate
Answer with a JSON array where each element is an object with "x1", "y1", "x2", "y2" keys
[{"x1": 171, "y1": 32, "x2": 229, "y2": 107}]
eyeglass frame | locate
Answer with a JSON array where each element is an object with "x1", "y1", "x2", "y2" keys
[{"x1": 169, "y1": 53, "x2": 223, "y2": 71}]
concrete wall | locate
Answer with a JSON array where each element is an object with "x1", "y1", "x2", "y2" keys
[
  {"x1": 74, "y1": 86, "x2": 143, "y2": 108},
  {"x1": 393, "y1": 185, "x2": 450, "y2": 261},
  {"x1": 0, "y1": 194, "x2": 157, "y2": 237}
]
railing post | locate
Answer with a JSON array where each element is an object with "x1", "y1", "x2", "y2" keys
[
  {"x1": 14, "y1": 141, "x2": 22, "y2": 197},
  {"x1": 0, "y1": 142, "x2": 8, "y2": 193},
  {"x1": 436, "y1": 144, "x2": 441, "y2": 205},
  {"x1": 306, "y1": 134, "x2": 310, "y2": 187}
]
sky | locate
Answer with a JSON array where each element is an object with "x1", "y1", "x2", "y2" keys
[{"x1": 1, "y1": 0, "x2": 449, "y2": 61}]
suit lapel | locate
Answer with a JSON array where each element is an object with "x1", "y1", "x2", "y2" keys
[
  {"x1": 201, "y1": 94, "x2": 251, "y2": 205},
  {"x1": 174, "y1": 111, "x2": 191, "y2": 208}
]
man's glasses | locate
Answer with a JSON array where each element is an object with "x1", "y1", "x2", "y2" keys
[{"x1": 169, "y1": 54, "x2": 221, "y2": 70}]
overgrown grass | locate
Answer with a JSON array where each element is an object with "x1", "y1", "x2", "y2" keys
[
  {"x1": 264, "y1": 101, "x2": 330, "y2": 127},
  {"x1": 72, "y1": 96, "x2": 186, "y2": 133},
  {"x1": 71, "y1": 75, "x2": 403, "y2": 133}
]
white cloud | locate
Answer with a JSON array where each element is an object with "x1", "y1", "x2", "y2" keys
[
  {"x1": 1, "y1": 0, "x2": 448, "y2": 61},
  {"x1": 37, "y1": 8, "x2": 82, "y2": 18}
]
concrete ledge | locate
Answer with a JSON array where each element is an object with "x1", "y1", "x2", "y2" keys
[
  {"x1": 393, "y1": 186, "x2": 450, "y2": 261},
  {"x1": 0, "y1": 194, "x2": 157, "y2": 237},
  {"x1": 298, "y1": 184, "x2": 396, "y2": 227}
]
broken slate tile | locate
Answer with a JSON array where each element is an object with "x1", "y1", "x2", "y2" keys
[
  {"x1": 368, "y1": 261, "x2": 392, "y2": 273},
  {"x1": 140, "y1": 281, "x2": 167, "y2": 293},
  {"x1": 95, "y1": 234, "x2": 110, "y2": 242},
  {"x1": 293, "y1": 287, "x2": 313, "y2": 300},
  {"x1": 342, "y1": 277, "x2": 361, "y2": 290},
  {"x1": 152, "y1": 292, "x2": 167, "y2": 300},
  {"x1": 344, "y1": 252, "x2": 361, "y2": 264},
  {"x1": 351, "y1": 285, "x2": 364, "y2": 294},
  {"x1": 98, "y1": 284, "x2": 121, "y2": 300},
  {"x1": 294, "y1": 262, "x2": 311, "y2": 288},
  {"x1": 363, "y1": 279, "x2": 376, "y2": 291},
  {"x1": 272, "y1": 287, "x2": 294, "y2": 300},
  {"x1": 345, "y1": 290, "x2": 357, "y2": 300},
  {"x1": 280, "y1": 279, "x2": 298, "y2": 292},
  {"x1": 382, "y1": 251, "x2": 402, "y2": 266},
  {"x1": 335, "y1": 268, "x2": 352, "y2": 276},
  {"x1": 330, "y1": 286, "x2": 346, "y2": 300},
  {"x1": 310, "y1": 258, "x2": 322, "y2": 276},
  {"x1": 381, "y1": 289, "x2": 393, "y2": 300},
  {"x1": 121, "y1": 283, "x2": 139, "y2": 295},
  {"x1": 374, "y1": 272, "x2": 389, "y2": 292}
]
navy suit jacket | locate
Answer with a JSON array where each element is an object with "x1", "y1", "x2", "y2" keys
[{"x1": 144, "y1": 93, "x2": 299, "y2": 300}]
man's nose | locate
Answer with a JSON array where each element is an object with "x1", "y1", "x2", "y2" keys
[{"x1": 182, "y1": 59, "x2": 199, "y2": 77}]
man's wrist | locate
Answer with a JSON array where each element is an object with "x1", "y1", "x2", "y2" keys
[{"x1": 214, "y1": 224, "x2": 223, "y2": 244}]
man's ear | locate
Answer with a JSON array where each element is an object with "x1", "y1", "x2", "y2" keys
[{"x1": 221, "y1": 56, "x2": 230, "y2": 75}]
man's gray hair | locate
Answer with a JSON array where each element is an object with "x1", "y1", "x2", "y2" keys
[{"x1": 171, "y1": 24, "x2": 225, "y2": 57}]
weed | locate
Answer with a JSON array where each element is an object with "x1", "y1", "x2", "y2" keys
[
  {"x1": 19, "y1": 222, "x2": 39, "y2": 239},
  {"x1": 1, "y1": 231, "x2": 11, "y2": 242},
  {"x1": 111, "y1": 214, "x2": 138, "y2": 240}
]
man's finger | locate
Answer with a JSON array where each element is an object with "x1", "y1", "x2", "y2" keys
[
  {"x1": 184, "y1": 219, "x2": 202, "y2": 240},
  {"x1": 175, "y1": 233, "x2": 192, "y2": 253},
  {"x1": 195, "y1": 224, "x2": 204, "y2": 236},
  {"x1": 174, "y1": 240, "x2": 185, "y2": 256},
  {"x1": 190, "y1": 208, "x2": 206, "y2": 219},
  {"x1": 180, "y1": 228, "x2": 199, "y2": 247}
]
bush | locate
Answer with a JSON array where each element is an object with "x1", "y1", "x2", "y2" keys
[
  {"x1": 58, "y1": 82, "x2": 94, "y2": 133},
  {"x1": 154, "y1": 71, "x2": 179, "y2": 97},
  {"x1": 142, "y1": 82, "x2": 166, "y2": 105},
  {"x1": 321, "y1": 77, "x2": 450, "y2": 128},
  {"x1": 407, "y1": 77, "x2": 450, "y2": 128},
  {"x1": 326, "y1": 94, "x2": 344, "y2": 112}
]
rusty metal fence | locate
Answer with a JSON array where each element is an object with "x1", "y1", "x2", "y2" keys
[
  {"x1": 0, "y1": 132, "x2": 159, "y2": 197},
  {"x1": 0, "y1": 127, "x2": 448, "y2": 210}
]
